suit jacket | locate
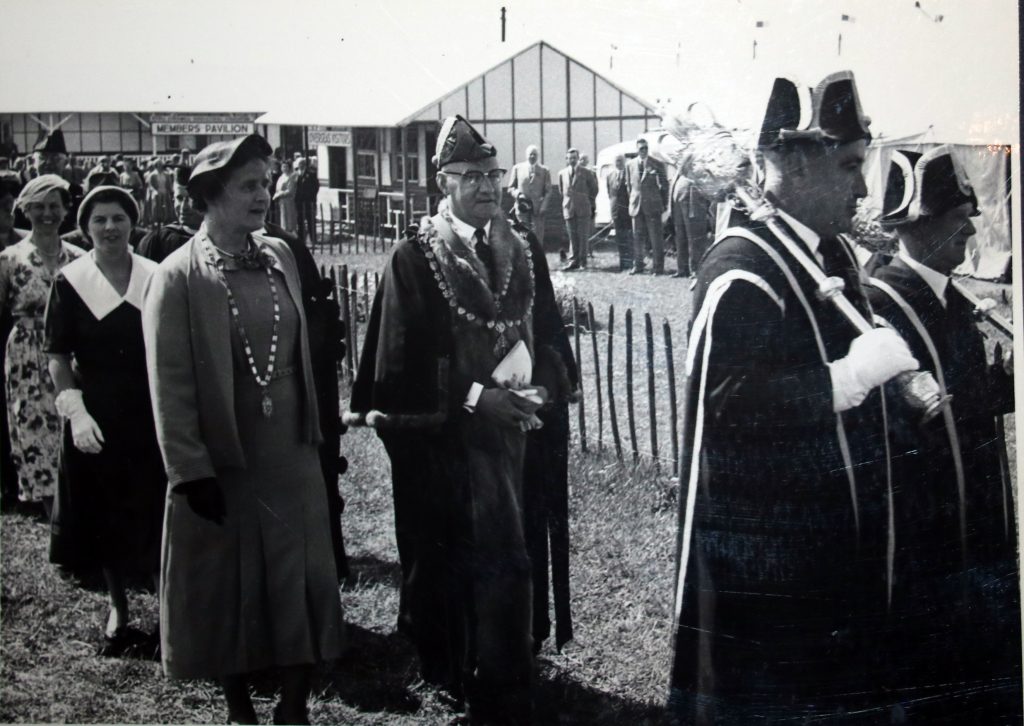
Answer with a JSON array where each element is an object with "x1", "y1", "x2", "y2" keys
[
  {"x1": 606, "y1": 167, "x2": 630, "y2": 218},
  {"x1": 626, "y1": 156, "x2": 667, "y2": 216},
  {"x1": 557, "y1": 165, "x2": 598, "y2": 220},
  {"x1": 508, "y1": 162, "x2": 551, "y2": 211},
  {"x1": 142, "y1": 228, "x2": 321, "y2": 487}
]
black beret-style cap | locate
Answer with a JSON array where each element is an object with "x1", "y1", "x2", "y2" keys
[
  {"x1": 758, "y1": 70, "x2": 871, "y2": 149},
  {"x1": 187, "y1": 134, "x2": 273, "y2": 193},
  {"x1": 32, "y1": 129, "x2": 68, "y2": 155},
  {"x1": 433, "y1": 115, "x2": 497, "y2": 168}
]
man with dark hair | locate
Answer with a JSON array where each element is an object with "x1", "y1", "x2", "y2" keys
[
  {"x1": 669, "y1": 71, "x2": 921, "y2": 723},
  {"x1": 865, "y1": 147, "x2": 1021, "y2": 721},
  {"x1": 350, "y1": 115, "x2": 575, "y2": 723},
  {"x1": 626, "y1": 137, "x2": 668, "y2": 274},
  {"x1": 557, "y1": 147, "x2": 598, "y2": 270}
]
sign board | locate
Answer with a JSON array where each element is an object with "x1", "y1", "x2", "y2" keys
[
  {"x1": 152, "y1": 121, "x2": 255, "y2": 136},
  {"x1": 308, "y1": 129, "x2": 352, "y2": 147}
]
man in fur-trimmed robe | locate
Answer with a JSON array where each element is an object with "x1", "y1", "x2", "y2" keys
[
  {"x1": 350, "y1": 115, "x2": 575, "y2": 724},
  {"x1": 668, "y1": 72, "x2": 922, "y2": 724},
  {"x1": 866, "y1": 147, "x2": 1020, "y2": 722}
]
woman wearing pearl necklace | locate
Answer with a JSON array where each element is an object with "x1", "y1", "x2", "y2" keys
[{"x1": 142, "y1": 136, "x2": 345, "y2": 725}]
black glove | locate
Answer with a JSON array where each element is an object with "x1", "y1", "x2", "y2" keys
[{"x1": 177, "y1": 477, "x2": 226, "y2": 525}]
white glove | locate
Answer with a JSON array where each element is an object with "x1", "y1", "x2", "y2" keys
[
  {"x1": 55, "y1": 389, "x2": 105, "y2": 454},
  {"x1": 828, "y1": 328, "x2": 919, "y2": 412}
]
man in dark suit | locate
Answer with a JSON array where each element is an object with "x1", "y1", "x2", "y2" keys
[
  {"x1": 557, "y1": 147, "x2": 598, "y2": 271},
  {"x1": 626, "y1": 137, "x2": 668, "y2": 274},
  {"x1": 294, "y1": 157, "x2": 320, "y2": 245},
  {"x1": 669, "y1": 165, "x2": 713, "y2": 278},
  {"x1": 606, "y1": 153, "x2": 633, "y2": 271},
  {"x1": 865, "y1": 147, "x2": 1020, "y2": 722}
]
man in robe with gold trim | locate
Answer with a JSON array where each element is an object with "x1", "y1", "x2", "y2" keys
[
  {"x1": 668, "y1": 72, "x2": 922, "y2": 723},
  {"x1": 349, "y1": 115, "x2": 575, "y2": 724},
  {"x1": 866, "y1": 147, "x2": 1020, "y2": 721}
]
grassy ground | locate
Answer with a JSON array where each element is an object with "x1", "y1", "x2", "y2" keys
[{"x1": 0, "y1": 245, "x2": 1014, "y2": 724}]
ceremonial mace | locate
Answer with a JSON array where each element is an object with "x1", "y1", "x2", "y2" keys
[{"x1": 656, "y1": 115, "x2": 949, "y2": 422}]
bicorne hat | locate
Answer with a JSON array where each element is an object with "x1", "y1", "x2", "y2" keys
[
  {"x1": 433, "y1": 115, "x2": 496, "y2": 168},
  {"x1": 32, "y1": 129, "x2": 68, "y2": 155},
  {"x1": 758, "y1": 70, "x2": 871, "y2": 149},
  {"x1": 880, "y1": 145, "x2": 979, "y2": 227}
]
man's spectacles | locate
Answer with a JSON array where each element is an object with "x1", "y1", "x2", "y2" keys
[{"x1": 446, "y1": 169, "x2": 507, "y2": 187}]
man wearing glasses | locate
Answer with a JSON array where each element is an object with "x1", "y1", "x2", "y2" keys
[{"x1": 350, "y1": 115, "x2": 575, "y2": 724}]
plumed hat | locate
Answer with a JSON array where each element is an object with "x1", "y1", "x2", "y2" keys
[
  {"x1": 758, "y1": 70, "x2": 871, "y2": 149},
  {"x1": 32, "y1": 129, "x2": 68, "y2": 155},
  {"x1": 433, "y1": 115, "x2": 496, "y2": 168},
  {"x1": 188, "y1": 134, "x2": 273, "y2": 193},
  {"x1": 880, "y1": 145, "x2": 978, "y2": 227}
]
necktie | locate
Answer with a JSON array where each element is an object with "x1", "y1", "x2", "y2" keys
[
  {"x1": 474, "y1": 228, "x2": 496, "y2": 291},
  {"x1": 639, "y1": 160, "x2": 645, "y2": 174},
  {"x1": 819, "y1": 236, "x2": 870, "y2": 318}
]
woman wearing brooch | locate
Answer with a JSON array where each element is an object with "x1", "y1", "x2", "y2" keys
[
  {"x1": 45, "y1": 186, "x2": 165, "y2": 655},
  {"x1": 142, "y1": 135, "x2": 344, "y2": 725},
  {"x1": 0, "y1": 175, "x2": 83, "y2": 514}
]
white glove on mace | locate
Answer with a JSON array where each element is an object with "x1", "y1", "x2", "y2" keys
[
  {"x1": 828, "y1": 328, "x2": 919, "y2": 412},
  {"x1": 55, "y1": 389, "x2": 105, "y2": 454}
]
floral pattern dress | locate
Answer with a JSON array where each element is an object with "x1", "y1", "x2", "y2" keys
[{"x1": 0, "y1": 237, "x2": 83, "y2": 502}]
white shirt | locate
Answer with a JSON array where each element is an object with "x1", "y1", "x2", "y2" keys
[
  {"x1": 446, "y1": 215, "x2": 493, "y2": 411},
  {"x1": 898, "y1": 244, "x2": 949, "y2": 307},
  {"x1": 447, "y1": 214, "x2": 492, "y2": 249},
  {"x1": 776, "y1": 207, "x2": 823, "y2": 267}
]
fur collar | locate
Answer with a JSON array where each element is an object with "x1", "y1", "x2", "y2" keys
[{"x1": 418, "y1": 209, "x2": 534, "y2": 330}]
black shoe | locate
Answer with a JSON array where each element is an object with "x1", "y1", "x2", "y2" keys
[
  {"x1": 561, "y1": 263, "x2": 580, "y2": 272},
  {"x1": 628, "y1": 267, "x2": 645, "y2": 275},
  {"x1": 671, "y1": 270, "x2": 690, "y2": 278}
]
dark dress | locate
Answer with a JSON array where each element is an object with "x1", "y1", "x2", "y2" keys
[{"x1": 44, "y1": 254, "x2": 166, "y2": 571}]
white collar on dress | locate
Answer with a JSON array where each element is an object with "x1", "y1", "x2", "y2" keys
[
  {"x1": 898, "y1": 243, "x2": 949, "y2": 307},
  {"x1": 447, "y1": 214, "x2": 493, "y2": 247},
  {"x1": 61, "y1": 251, "x2": 158, "y2": 319}
]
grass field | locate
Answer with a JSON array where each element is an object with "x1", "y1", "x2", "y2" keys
[{"x1": 0, "y1": 246, "x2": 1015, "y2": 724}]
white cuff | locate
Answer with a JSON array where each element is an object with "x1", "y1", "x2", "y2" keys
[
  {"x1": 462, "y1": 382, "x2": 484, "y2": 413},
  {"x1": 827, "y1": 359, "x2": 868, "y2": 413}
]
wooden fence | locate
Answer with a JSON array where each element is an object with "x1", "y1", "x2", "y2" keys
[{"x1": 324, "y1": 263, "x2": 686, "y2": 476}]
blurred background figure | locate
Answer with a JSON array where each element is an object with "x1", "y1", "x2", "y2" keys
[
  {"x1": 274, "y1": 159, "x2": 298, "y2": 235},
  {"x1": 294, "y1": 157, "x2": 319, "y2": 246},
  {"x1": 669, "y1": 162, "x2": 713, "y2": 278},
  {"x1": 606, "y1": 153, "x2": 634, "y2": 271},
  {"x1": 626, "y1": 137, "x2": 668, "y2": 275},
  {"x1": 0, "y1": 172, "x2": 24, "y2": 510},
  {"x1": 508, "y1": 145, "x2": 551, "y2": 245},
  {"x1": 145, "y1": 159, "x2": 173, "y2": 227}
]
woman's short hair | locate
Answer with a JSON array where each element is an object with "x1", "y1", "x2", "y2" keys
[{"x1": 77, "y1": 186, "x2": 140, "y2": 239}]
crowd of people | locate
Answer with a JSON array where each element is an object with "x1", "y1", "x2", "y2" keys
[
  {"x1": 0, "y1": 132, "x2": 324, "y2": 245},
  {"x1": 0, "y1": 66, "x2": 1020, "y2": 726}
]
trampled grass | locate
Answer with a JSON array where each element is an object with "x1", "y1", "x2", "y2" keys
[{"x1": 0, "y1": 246, "x2": 1014, "y2": 723}]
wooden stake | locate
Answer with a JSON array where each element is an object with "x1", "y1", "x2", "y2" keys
[
  {"x1": 587, "y1": 301, "x2": 603, "y2": 452},
  {"x1": 626, "y1": 308, "x2": 638, "y2": 463},
  {"x1": 664, "y1": 320, "x2": 680, "y2": 477},
  {"x1": 645, "y1": 312, "x2": 658, "y2": 469},
  {"x1": 573, "y1": 297, "x2": 587, "y2": 452},
  {"x1": 606, "y1": 304, "x2": 622, "y2": 460}
]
